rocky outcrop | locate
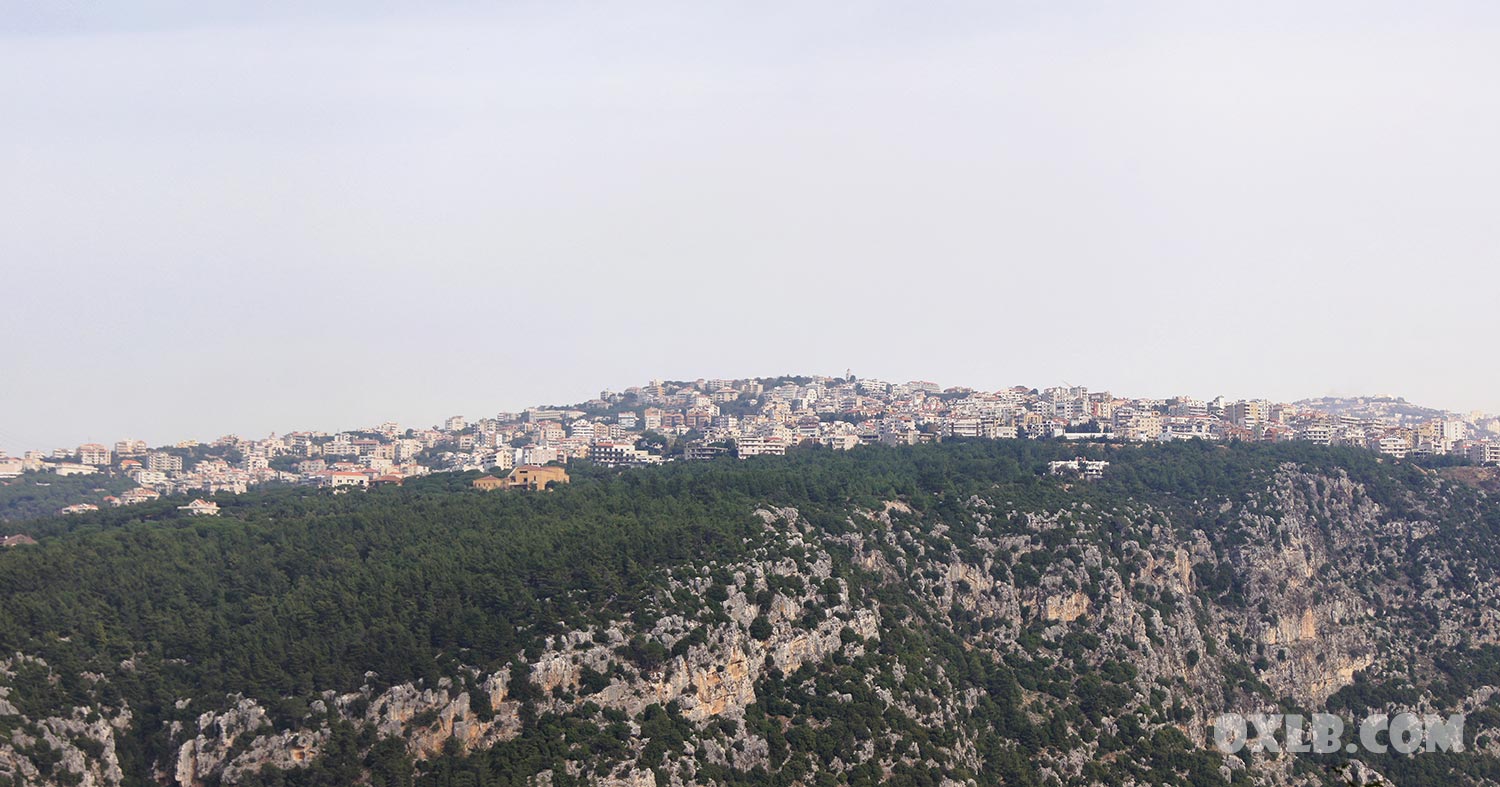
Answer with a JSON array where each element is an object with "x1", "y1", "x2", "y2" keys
[
  {"x1": 1042, "y1": 590, "x2": 1090, "y2": 622},
  {"x1": 168, "y1": 513, "x2": 880, "y2": 785},
  {"x1": 11, "y1": 458, "x2": 1500, "y2": 787},
  {"x1": 0, "y1": 658, "x2": 131, "y2": 787}
]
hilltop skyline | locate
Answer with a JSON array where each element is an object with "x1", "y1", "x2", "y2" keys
[
  {"x1": 5, "y1": 370, "x2": 1496, "y2": 464},
  {"x1": 6, "y1": 371, "x2": 1498, "y2": 522},
  {"x1": 1, "y1": 370, "x2": 1494, "y2": 457}
]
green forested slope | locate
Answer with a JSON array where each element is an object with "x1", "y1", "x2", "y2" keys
[{"x1": 0, "y1": 441, "x2": 1497, "y2": 786}]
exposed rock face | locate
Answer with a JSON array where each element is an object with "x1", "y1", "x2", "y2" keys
[
  {"x1": 6, "y1": 459, "x2": 1500, "y2": 786},
  {"x1": 1339, "y1": 759, "x2": 1392, "y2": 785},
  {"x1": 166, "y1": 518, "x2": 880, "y2": 785},
  {"x1": 1042, "y1": 590, "x2": 1090, "y2": 622},
  {"x1": 0, "y1": 658, "x2": 131, "y2": 787}
]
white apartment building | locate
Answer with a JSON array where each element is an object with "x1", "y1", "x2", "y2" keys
[
  {"x1": 129, "y1": 469, "x2": 169, "y2": 486},
  {"x1": 1299, "y1": 423, "x2": 1335, "y2": 445},
  {"x1": 520, "y1": 445, "x2": 559, "y2": 466},
  {"x1": 322, "y1": 439, "x2": 358, "y2": 457},
  {"x1": 360, "y1": 456, "x2": 395, "y2": 472},
  {"x1": 0, "y1": 457, "x2": 23, "y2": 478},
  {"x1": 114, "y1": 439, "x2": 149, "y2": 456},
  {"x1": 77, "y1": 444, "x2": 112, "y2": 466},
  {"x1": 148, "y1": 452, "x2": 183, "y2": 473},
  {"x1": 735, "y1": 436, "x2": 787, "y2": 458},
  {"x1": 323, "y1": 471, "x2": 370, "y2": 488},
  {"x1": 1048, "y1": 458, "x2": 1109, "y2": 479},
  {"x1": 1437, "y1": 420, "x2": 1468, "y2": 453},
  {"x1": 590, "y1": 441, "x2": 659, "y2": 467},
  {"x1": 569, "y1": 420, "x2": 596, "y2": 441},
  {"x1": 1372, "y1": 434, "x2": 1411, "y2": 458}
]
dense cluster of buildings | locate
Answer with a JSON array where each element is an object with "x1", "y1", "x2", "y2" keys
[{"x1": 4, "y1": 375, "x2": 1499, "y2": 515}]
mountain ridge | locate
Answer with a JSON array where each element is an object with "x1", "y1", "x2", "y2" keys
[{"x1": 0, "y1": 441, "x2": 1498, "y2": 786}]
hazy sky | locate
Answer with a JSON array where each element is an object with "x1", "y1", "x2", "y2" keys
[{"x1": 3, "y1": 1, "x2": 1499, "y2": 451}]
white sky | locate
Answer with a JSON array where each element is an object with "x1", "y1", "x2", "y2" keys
[{"x1": 2, "y1": 1, "x2": 1498, "y2": 450}]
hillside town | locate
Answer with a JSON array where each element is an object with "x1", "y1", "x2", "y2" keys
[{"x1": 4, "y1": 374, "x2": 1500, "y2": 516}]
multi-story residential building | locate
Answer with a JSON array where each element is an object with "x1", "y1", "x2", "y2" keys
[
  {"x1": 1048, "y1": 458, "x2": 1110, "y2": 479},
  {"x1": 1123, "y1": 411, "x2": 1163, "y2": 442},
  {"x1": 684, "y1": 407, "x2": 719, "y2": 430},
  {"x1": 1298, "y1": 423, "x2": 1335, "y2": 445},
  {"x1": 394, "y1": 439, "x2": 425, "y2": 462},
  {"x1": 297, "y1": 459, "x2": 328, "y2": 475},
  {"x1": 991, "y1": 425, "x2": 1020, "y2": 440},
  {"x1": 322, "y1": 471, "x2": 370, "y2": 489},
  {"x1": 520, "y1": 445, "x2": 559, "y2": 466},
  {"x1": 1162, "y1": 417, "x2": 1218, "y2": 441},
  {"x1": 735, "y1": 436, "x2": 787, "y2": 458},
  {"x1": 360, "y1": 456, "x2": 395, "y2": 472},
  {"x1": 129, "y1": 468, "x2": 169, "y2": 486},
  {"x1": 589, "y1": 441, "x2": 659, "y2": 467},
  {"x1": 1227, "y1": 400, "x2": 1272, "y2": 429},
  {"x1": 322, "y1": 438, "x2": 358, "y2": 457},
  {"x1": 569, "y1": 420, "x2": 596, "y2": 441},
  {"x1": 0, "y1": 457, "x2": 23, "y2": 478},
  {"x1": 286, "y1": 431, "x2": 316, "y2": 451},
  {"x1": 1468, "y1": 442, "x2": 1500, "y2": 465},
  {"x1": 1371, "y1": 433, "x2": 1412, "y2": 458},
  {"x1": 1088, "y1": 396, "x2": 1116, "y2": 422},
  {"x1": 483, "y1": 449, "x2": 515, "y2": 472},
  {"x1": 683, "y1": 442, "x2": 730, "y2": 461},
  {"x1": 822, "y1": 433, "x2": 861, "y2": 451},
  {"x1": 1437, "y1": 420, "x2": 1468, "y2": 453},
  {"x1": 77, "y1": 444, "x2": 112, "y2": 466},
  {"x1": 1168, "y1": 398, "x2": 1208, "y2": 418},
  {"x1": 114, "y1": 439, "x2": 148, "y2": 456},
  {"x1": 946, "y1": 418, "x2": 982, "y2": 439}
]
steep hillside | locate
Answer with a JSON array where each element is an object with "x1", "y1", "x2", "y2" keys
[{"x1": 1, "y1": 442, "x2": 1498, "y2": 786}]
